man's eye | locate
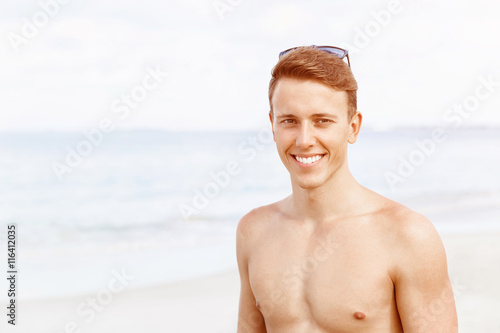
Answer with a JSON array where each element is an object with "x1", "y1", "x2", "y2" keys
[
  {"x1": 282, "y1": 119, "x2": 296, "y2": 124},
  {"x1": 318, "y1": 119, "x2": 333, "y2": 124}
]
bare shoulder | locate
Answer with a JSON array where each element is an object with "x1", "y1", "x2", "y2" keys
[
  {"x1": 365, "y1": 190, "x2": 438, "y2": 241},
  {"x1": 237, "y1": 202, "x2": 279, "y2": 237},
  {"x1": 236, "y1": 200, "x2": 283, "y2": 258},
  {"x1": 373, "y1": 196, "x2": 447, "y2": 279},
  {"x1": 378, "y1": 199, "x2": 441, "y2": 247}
]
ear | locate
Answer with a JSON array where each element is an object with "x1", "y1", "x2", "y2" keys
[
  {"x1": 269, "y1": 110, "x2": 276, "y2": 142},
  {"x1": 348, "y1": 111, "x2": 362, "y2": 144}
]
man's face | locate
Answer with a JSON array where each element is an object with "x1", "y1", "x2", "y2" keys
[{"x1": 270, "y1": 77, "x2": 361, "y2": 190}]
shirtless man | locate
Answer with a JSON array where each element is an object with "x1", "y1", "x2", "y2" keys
[{"x1": 236, "y1": 46, "x2": 458, "y2": 332}]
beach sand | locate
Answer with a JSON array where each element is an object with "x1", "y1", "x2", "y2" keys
[
  {"x1": 443, "y1": 232, "x2": 500, "y2": 331},
  {"x1": 1, "y1": 232, "x2": 499, "y2": 333}
]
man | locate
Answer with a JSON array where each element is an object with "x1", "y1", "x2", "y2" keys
[{"x1": 236, "y1": 46, "x2": 458, "y2": 332}]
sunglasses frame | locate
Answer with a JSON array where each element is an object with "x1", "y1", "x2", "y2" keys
[{"x1": 279, "y1": 45, "x2": 350, "y2": 67}]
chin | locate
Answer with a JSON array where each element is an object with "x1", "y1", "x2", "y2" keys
[{"x1": 293, "y1": 175, "x2": 326, "y2": 190}]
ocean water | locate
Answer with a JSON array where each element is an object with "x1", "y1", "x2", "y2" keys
[{"x1": 0, "y1": 128, "x2": 499, "y2": 300}]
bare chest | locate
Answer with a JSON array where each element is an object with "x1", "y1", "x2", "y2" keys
[{"x1": 248, "y1": 228, "x2": 399, "y2": 331}]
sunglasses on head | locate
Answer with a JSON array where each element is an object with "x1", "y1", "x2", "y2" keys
[{"x1": 278, "y1": 45, "x2": 350, "y2": 67}]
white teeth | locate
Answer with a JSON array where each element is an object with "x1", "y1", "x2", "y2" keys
[{"x1": 294, "y1": 155, "x2": 323, "y2": 164}]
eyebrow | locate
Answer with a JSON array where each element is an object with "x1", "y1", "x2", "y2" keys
[
  {"x1": 276, "y1": 113, "x2": 339, "y2": 119},
  {"x1": 311, "y1": 113, "x2": 338, "y2": 119},
  {"x1": 276, "y1": 114, "x2": 296, "y2": 119}
]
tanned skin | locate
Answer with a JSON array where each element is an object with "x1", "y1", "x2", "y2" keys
[{"x1": 236, "y1": 77, "x2": 458, "y2": 332}]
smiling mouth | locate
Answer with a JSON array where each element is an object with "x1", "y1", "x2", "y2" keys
[{"x1": 292, "y1": 154, "x2": 325, "y2": 165}]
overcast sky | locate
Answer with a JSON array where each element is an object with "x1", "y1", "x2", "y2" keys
[{"x1": 1, "y1": 0, "x2": 499, "y2": 131}]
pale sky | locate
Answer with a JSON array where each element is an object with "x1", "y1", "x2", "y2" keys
[{"x1": 1, "y1": 0, "x2": 499, "y2": 131}]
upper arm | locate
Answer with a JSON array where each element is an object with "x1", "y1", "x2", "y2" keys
[
  {"x1": 236, "y1": 212, "x2": 267, "y2": 333},
  {"x1": 393, "y1": 213, "x2": 458, "y2": 332}
]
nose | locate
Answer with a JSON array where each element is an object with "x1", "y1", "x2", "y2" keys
[{"x1": 296, "y1": 123, "x2": 316, "y2": 149}]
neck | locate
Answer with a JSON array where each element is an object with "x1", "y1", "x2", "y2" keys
[{"x1": 289, "y1": 163, "x2": 364, "y2": 223}]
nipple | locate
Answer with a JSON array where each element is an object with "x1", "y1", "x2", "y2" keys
[{"x1": 353, "y1": 312, "x2": 366, "y2": 320}]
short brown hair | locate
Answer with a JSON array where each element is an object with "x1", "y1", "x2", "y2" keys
[{"x1": 268, "y1": 46, "x2": 358, "y2": 120}]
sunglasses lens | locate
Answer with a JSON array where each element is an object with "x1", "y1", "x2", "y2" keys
[
  {"x1": 279, "y1": 46, "x2": 347, "y2": 59},
  {"x1": 279, "y1": 49, "x2": 292, "y2": 57},
  {"x1": 278, "y1": 45, "x2": 350, "y2": 67},
  {"x1": 317, "y1": 47, "x2": 347, "y2": 58}
]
